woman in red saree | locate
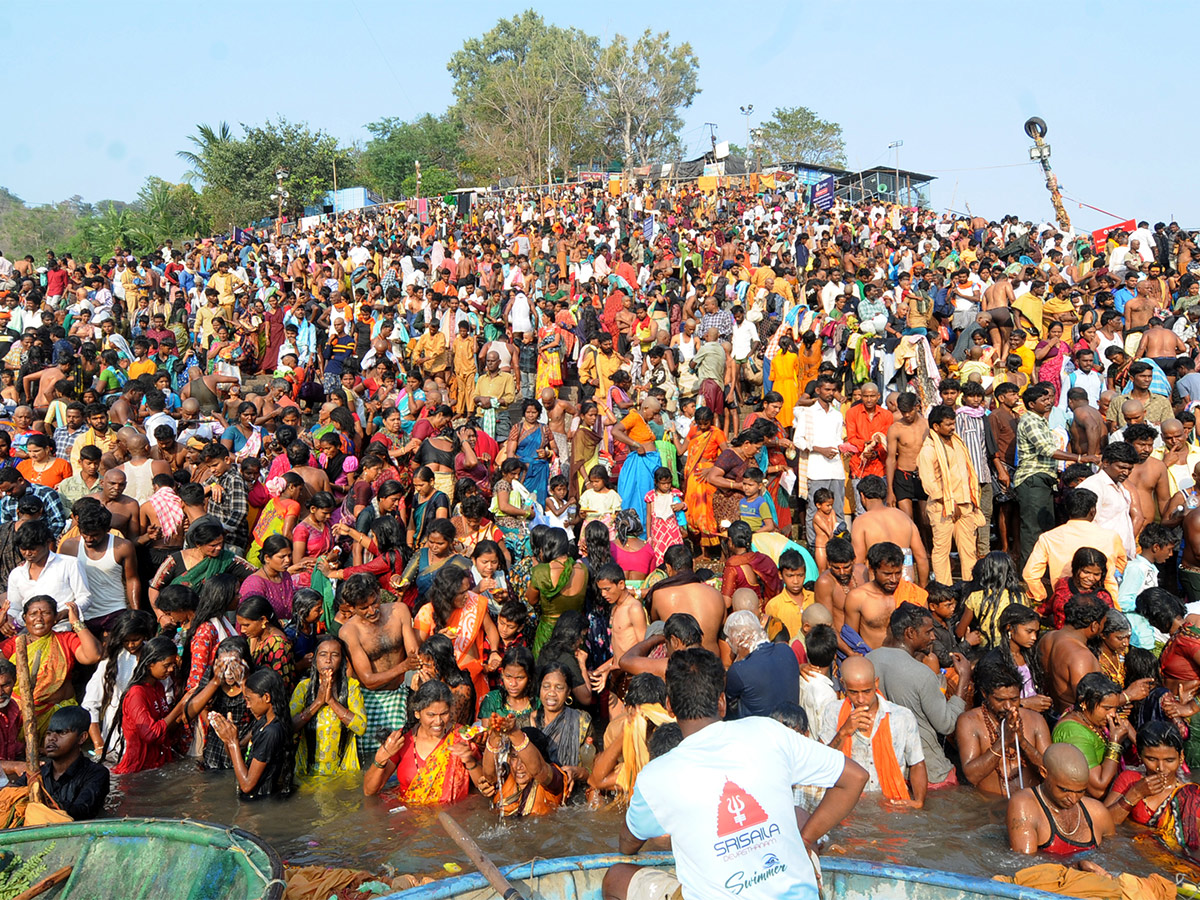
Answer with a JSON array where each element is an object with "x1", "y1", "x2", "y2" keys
[
  {"x1": 682, "y1": 407, "x2": 726, "y2": 548},
  {"x1": 414, "y1": 565, "x2": 501, "y2": 710},
  {"x1": 744, "y1": 395, "x2": 795, "y2": 532},
  {"x1": 362, "y1": 681, "x2": 483, "y2": 804}
]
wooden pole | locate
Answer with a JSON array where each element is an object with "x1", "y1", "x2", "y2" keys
[
  {"x1": 12, "y1": 866, "x2": 73, "y2": 900},
  {"x1": 14, "y1": 635, "x2": 44, "y2": 804},
  {"x1": 437, "y1": 812, "x2": 525, "y2": 900}
]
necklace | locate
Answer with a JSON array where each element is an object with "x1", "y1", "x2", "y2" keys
[
  {"x1": 1037, "y1": 786, "x2": 1084, "y2": 837},
  {"x1": 1069, "y1": 711, "x2": 1108, "y2": 741},
  {"x1": 981, "y1": 706, "x2": 1023, "y2": 771}
]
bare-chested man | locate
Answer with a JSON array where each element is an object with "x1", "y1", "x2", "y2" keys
[
  {"x1": 851, "y1": 475, "x2": 929, "y2": 585},
  {"x1": 1123, "y1": 291, "x2": 1155, "y2": 337},
  {"x1": 956, "y1": 658, "x2": 1050, "y2": 796},
  {"x1": 1066, "y1": 389, "x2": 1106, "y2": 457},
  {"x1": 539, "y1": 387, "x2": 578, "y2": 469},
  {"x1": 1123, "y1": 423, "x2": 1170, "y2": 532},
  {"x1": 99, "y1": 469, "x2": 141, "y2": 541},
  {"x1": 843, "y1": 542, "x2": 928, "y2": 654},
  {"x1": 108, "y1": 383, "x2": 145, "y2": 428},
  {"x1": 617, "y1": 612, "x2": 704, "y2": 679},
  {"x1": 983, "y1": 270, "x2": 1016, "y2": 311},
  {"x1": 1037, "y1": 594, "x2": 1105, "y2": 712},
  {"x1": 337, "y1": 572, "x2": 420, "y2": 757},
  {"x1": 645, "y1": 544, "x2": 724, "y2": 657},
  {"x1": 593, "y1": 562, "x2": 648, "y2": 715},
  {"x1": 285, "y1": 439, "x2": 331, "y2": 509},
  {"x1": 885, "y1": 392, "x2": 928, "y2": 519},
  {"x1": 817, "y1": 536, "x2": 869, "y2": 657},
  {"x1": 1096, "y1": 390, "x2": 1116, "y2": 431},
  {"x1": 1135, "y1": 317, "x2": 1188, "y2": 368},
  {"x1": 22, "y1": 355, "x2": 74, "y2": 413}
]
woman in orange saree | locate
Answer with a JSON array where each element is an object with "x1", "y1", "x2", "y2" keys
[
  {"x1": 682, "y1": 407, "x2": 727, "y2": 548},
  {"x1": 414, "y1": 566, "x2": 499, "y2": 712}
]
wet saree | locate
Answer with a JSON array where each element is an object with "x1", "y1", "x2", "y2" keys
[{"x1": 515, "y1": 425, "x2": 551, "y2": 505}]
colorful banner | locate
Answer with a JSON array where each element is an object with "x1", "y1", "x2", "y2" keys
[
  {"x1": 232, "y1": 227, "x2": 254, "y2": 245},
  {"x1": 1092, "y1": 219, "x2": 1136, "y2": 253},
  {"x1": 811, "y1": 175, "x2": 836, "y2": 211}
]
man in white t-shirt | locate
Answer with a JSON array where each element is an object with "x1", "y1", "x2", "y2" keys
[{"x1": 609, "y1": 649, "x2": 867, "y2": 900}]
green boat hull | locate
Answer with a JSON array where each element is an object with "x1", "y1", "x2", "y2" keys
[{"x1": 0, "y1": 817, "x2": 283, "y2": 900}]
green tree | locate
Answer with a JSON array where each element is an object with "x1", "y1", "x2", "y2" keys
[
  {"x1": 194, "y1": 118, "x2": 355, "y2": 224},
  {"x1": 177, "y1": 121, "x2": 234, "y2": 184},
  {"x1": 755, "y1": 106, "x2": 846, "y2": 167},
  {"x1": 362, "y1": 113, "x2": 463, "y2": 198},
  {"x1": 400, "y1": 166, "x2": 457, "y2": 198},
  {"x1": 561, "y1": 29, "x2": 700, "y2": 167},
  {"x1": 448, "y1": 11, "x2": 596, "y2": 183}
]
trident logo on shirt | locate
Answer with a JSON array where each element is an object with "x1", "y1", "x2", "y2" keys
[{"x1": 727, "y1": 794, "x2": 747, "y2": 827}]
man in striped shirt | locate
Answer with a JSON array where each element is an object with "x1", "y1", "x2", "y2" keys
[
  {"x1": 955, "y1": 381, "x2": 993, "y2": 560},
  {"x1": 1013, "y1": 384, "x2": 1099, "y2": 568}
]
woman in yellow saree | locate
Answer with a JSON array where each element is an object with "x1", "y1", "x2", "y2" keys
[
  {"x1": 2, "y1": 596, "x2": 101, "y2": 738},
  {"x1": 362, "y1": 681, "x2": 482, "y2": 805}
]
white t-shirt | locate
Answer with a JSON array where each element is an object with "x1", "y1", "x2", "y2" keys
[
  {"x1": 626, "y1": 717, "x2": 845, "y2": 900},
  {"x1": 731, "y1": 321, "x2": 759, "y2": 361}
]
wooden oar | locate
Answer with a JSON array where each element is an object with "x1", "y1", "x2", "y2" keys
[
  {"x1": 13, "y1": 636, "x2": 45, "y2": 805},
  {"x1": 12, "y1": 865, "x2": 72, "y2": 900},
  {"x1": 437, "y1": 812, "x2": 525, "y2": 900}
]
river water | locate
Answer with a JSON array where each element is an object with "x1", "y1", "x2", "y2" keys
[{"x1": 110, "y1": 762, "x2": 1178, "y2": 883}]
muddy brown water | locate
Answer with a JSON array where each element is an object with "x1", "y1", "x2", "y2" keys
[{"x1": 109, "y1": 762, "x2": 1178, "y2": 883}]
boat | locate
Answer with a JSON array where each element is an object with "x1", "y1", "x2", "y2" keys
[
  {"x1": 0, "y1": 817, "x2": 284, "y2": 899},
  {"x1": 381, "y1": 852, "x2": 1065, "y2": 900}
]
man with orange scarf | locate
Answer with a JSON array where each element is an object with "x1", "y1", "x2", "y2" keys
[
  {"x1": 916, "y1": 404, "x2": 984, "y2": 586},
  {"x1": 819, "y1": 657, "x2": 927, "y2": 808}
]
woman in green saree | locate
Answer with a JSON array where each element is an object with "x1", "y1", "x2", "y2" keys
[
  {"x1": 148, "y1": 518, "x2": 256, "y2": 614},
  {"x1": 1051, "y1": 672, "x2": 1136, "y2": 799},
  {"x1": 525, "y1": 527, "x2": 589, "y2": 655}
]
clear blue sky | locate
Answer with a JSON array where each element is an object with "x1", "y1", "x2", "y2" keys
[{"x1": 2, "y1": 1, "x2": 1192, "y2": 231}]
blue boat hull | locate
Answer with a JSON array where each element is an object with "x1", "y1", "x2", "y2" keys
[{"x1": 380, "y1": 852, "x2": 1064, "y2": 900}]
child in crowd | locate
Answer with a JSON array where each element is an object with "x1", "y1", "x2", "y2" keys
[
  {"x1": 544, "y1": 474, "x2": 577, "y2": 530},
  {"x1": 1118, "y1": 523, "x2": 1175, "y2": 649},
  {"x1": 809, "y1": 487, "x2": 836, "y2": 569},
  {"x1": 471, "y1": 540, "x2": 510, "y2": 615},
  {"x1": 764, "y1": 548, "x2": 810, "y2": 642},
  {"x1": 579, "y1": 465, "x2": 621, "y2": 533},
  {"x1": 738, "y1": 467, "x2": 775, "y2": 533},
  {"x1": 644, "y1": 466, "x2": 685, "y2": 569}
]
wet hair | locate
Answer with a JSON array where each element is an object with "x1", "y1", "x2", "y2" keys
[
  {"x1": 624, "y1": 672, "x2": 667, "y2": 708},
  {"x1": 96, "y1": 609, "x2": 157, "y2": 729},
  {"x1": 664, "y1": 612, "x2": 703, "y2": 647},
  {"x1": 896, "y1": 393, "x2": 919, "y2": 413},
  {"x1": 497, "y1": 600, "x2": 528, "y2": 626},
  {"x1": 298, "y1": 636, "x2": 355, "y2": 768},
  {"x1": 974, "y1": 654, "x2": 1023, "y2": 696},
  {"x1": 1063, "y1": 593, "x2": 1110, "y2": 629},
  {"x1": 237, "y1": 595, "x2": 283, "y2": 630},
  {"x1": 778, "y1": 549, "x2": 804, "y2": 574},
  {"x1": 995, "y1": 603, "x2": 1043, "y2": 687},
  {"x1": 594, "y1": 561, "x2": 626, "y2": 586},
  {"x1": 584, "y1": 520, "x2": 613, "y2": 569},
  {"x1": 856, "y1": 474, "x2": 887, "y2": 500},
  {"x1": 538, "y1": 527, "x2": 571, "y2": 563},
  {"x1": 1123, "y1": 647, "x2": 1159, "y2": 689},
  {"x1": 613, "y1": 509, "x2": 644, "y2": 544},
  {"x1": 48, "y1": 705, "x2": 93, "y2": 738},
  {"x1": 288, "y1": 588, "x2": 324, "y2": 636},
  {"x1": 648, "y1": 722, "x2": 683, "y2": 759},
  {"x1": 186, "y1": 518, "x2": 226, "y2": 548},
  {"x1": 260, "y1": 533, "x2": 292, "y2": 562},
  {"x1": 968, "y1": 552, "x2": 1025, "y2": 646},
  {"x1": 1138, "y1": 523, "x2": 1174, "y2": 550},
  {"x1": 665, "y1": 649, "x2": 725, "y2": 720},
  {"x1": 1101, "y1": 441, "x2": 1138, "y2": 465},
  {"x1": 103, "y1": 635, "x2": 180, "y2": 760},
  {"x1": 726, "y1": 520, "x2": 753, "y2": 551},
  {"x1": 425, "y1": 563, "x2": 471, "y2": 632},
  {"x1": 663, "y1": 543, "x2": 694, "y2": 573},
  {"x1": 341, "y1": 572, "x2": 380, "y2": 608},
  {"x1": 927, "y1": 404, "x2": 955, "y2": 428},
  {"x1": 1136, "y1": 588, "x2": 1184, "y2": 634},
  {"x1": 769, "y1": 702, "x2": 809, "y2": 735},
  {"x1": 1075, "y1": 672, "x2": 1122, "y2": 710},
  {"x1": 1136, "y1": 720, "x2": 1184, "y2": 754}
]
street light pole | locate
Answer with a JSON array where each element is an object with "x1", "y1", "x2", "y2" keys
[
  {"x1": 739, "y1": 104, "x2": 754, "y2": 156},
  {"x1": 888, "y1": 141, "x2": 903, "y2": 205},
  {"x1": 270, "y1": 167, "x2": 289, "y2": 237}
]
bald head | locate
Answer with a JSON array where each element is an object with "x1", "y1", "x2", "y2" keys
[
  {"x1": 802, "y1": 603, "x2": 833, "y2": 628},
  {"x1": 840, "y1": 656, "x2": 876, "y2": 690},
  {"x1": 125, "y1": 433, "x2": 149, "y2": 455},
  {"x1": 730, "y1": 588, "x2": 760, "y2": 614},
  {"x1": 1043, "y1": 743, "x2": 1090, "y2": 783},
  {"x1": 1121, "y1": 398, "x2": 1144, "y2": 419}
]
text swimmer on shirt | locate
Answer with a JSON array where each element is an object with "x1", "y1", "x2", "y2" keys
[{"x1": 607, "y1": 649, "x2": 867, "y2": 900}]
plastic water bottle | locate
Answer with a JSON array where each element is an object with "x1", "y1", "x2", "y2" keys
[
  {"x1": 579, "y1": 736, "x2": 596, "y2": 770},
  {"x1": 902, "y1": 548, "x2": 916, "y2": 583}
]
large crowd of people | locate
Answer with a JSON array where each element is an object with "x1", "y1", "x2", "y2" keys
[{"x1": 0, "y1": 183, "x2": 1197, "y2": 891}]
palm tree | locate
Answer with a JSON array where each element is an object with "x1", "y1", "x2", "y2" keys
[{"x1": 177, "y1": 122, "x2": 233, "y2": 184}]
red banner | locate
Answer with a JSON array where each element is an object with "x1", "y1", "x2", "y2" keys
[{"x1": 1092, "y1": 219, "x2": 1135, "y2": 253}]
